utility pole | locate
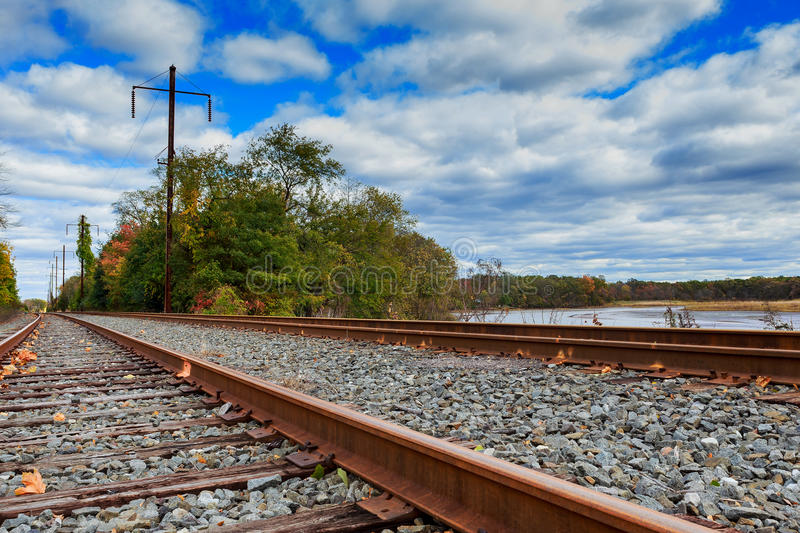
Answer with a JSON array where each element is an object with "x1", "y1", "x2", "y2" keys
[
  {"x1": 53, "y1": 248, "x2": 75, "y2": 310},
  {"x1": 132, "y1": 65, "x2": 212, "y2": 313},
  {"x1": 66, "y1": 216, "x2": 99, "y2": 307},
  {"x1": 79, "y1": 214, "x2": 84, "y2": 301},
  {"x1": 49, "y1": 262, "x2": 54, "y2": 308}
]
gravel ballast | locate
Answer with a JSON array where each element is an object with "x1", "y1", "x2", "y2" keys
[{"x1": 74, "y1": 314, "x2": 800, "y2": 533}]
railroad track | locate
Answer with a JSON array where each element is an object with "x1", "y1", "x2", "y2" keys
[
  {"x1": 0, "y1": 313, "x2": 722, "y2": 532},
  {"x1": 77, "y1": 311, "x2": 800, "y2": 386}
]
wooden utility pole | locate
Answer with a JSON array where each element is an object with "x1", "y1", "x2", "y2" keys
[
  {"x1": 54, "y1": 254, "x2": 58, "y2": 302},
  {"x1": 79, "y1": 214, "x2": 85, "y2": 301},
  {"x1": 165, "y1": 65, "x2": 175, "y2": 313},
  {"x1": 132, "y1": 65, "x2": 212, "y2": 313}
]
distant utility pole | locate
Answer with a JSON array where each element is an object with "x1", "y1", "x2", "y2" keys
[
  {"x1": 132, "y1": 65, "x2": 212, "y2": 313},
  {"x1": 54, "y1": 248, "x2": 75, "y2": 309},
  {"x1": 66, "y1": 215, "x2": 99, "y2": 305},
  {"x1": 53, "y1": 254, "x2": 58, "y2": 302}
]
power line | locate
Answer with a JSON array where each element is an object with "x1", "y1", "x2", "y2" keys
[
  {"x1": 108, "y1": 76, "x2": 167, "y2": 188},
  {"x1": 176, "y1": 69, "x2": 205, "y2": 93},
  {"x1": 137, "y1": 69, "x2": 170, "y2": 87}
]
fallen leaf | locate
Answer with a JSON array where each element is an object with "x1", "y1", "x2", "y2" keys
[
  {"x1": 24, "y1": 366, "x2": 36, "y2": 374},
  {"x1": 53, "y1": 412, "x2": 66, "y2": 422},
  {"x1": 2, "y1": 364, "x2": 15, "y2": 376},
  {"x1": 85, "y1": 347, "x2": 91, "y2": 352},
  {"x1": 152, "y1": 411, "x2": 159, "y2": 416},
  {"x1": 123, "y1": 374, "x2": 135, "y2": 379},
  {"x1": 601, "y1": 365, "x2": 612, "y2": 374},
  {"x1": 15, "y1": 349, "x2": 37, "y2": 363},
  {"x1": 755, "y1": 376, "x2": 772, "y2": 388},
  {"x1": 14, "y1": 469, "x2": 46, "y2": 495},
  {"x1": 337, "y1": 468, "x2": 349, "y2": 488},
  {"x1": 177, "y1": 494, "x2": 185, "y2": 501},
  {"x1": 194, "y1": 454, "x2": 207, "y2": 464}
]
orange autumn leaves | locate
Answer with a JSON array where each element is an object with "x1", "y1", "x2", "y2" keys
[
  {"x1": 1, "y1": 348, "x2": 38, "y2": 382},
  {"x1": 15, "y1": 469, "x2": 46, "y2": 495}
]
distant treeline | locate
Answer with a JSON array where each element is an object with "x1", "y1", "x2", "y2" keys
[{"x1": 491, "y1": 274, "x2": 800, "y2": 308}]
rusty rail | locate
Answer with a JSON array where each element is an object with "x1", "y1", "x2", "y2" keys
[
  {"x1": 75, "y1": 312, "x2": 800, "y2": 384},
  {"x1": 57, "y1": 313, "x2": 711, "y2": 533},
  {"x1": 0, "y1": 314, "x2": 40, "y2": 360},
  {"x1": 89, "y1": 311, "x2": 800, "y2": 350}
]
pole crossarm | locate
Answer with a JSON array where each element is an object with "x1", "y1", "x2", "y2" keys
[{"x1": 132, "y1": 85, "x2": 210, "y2": 98}]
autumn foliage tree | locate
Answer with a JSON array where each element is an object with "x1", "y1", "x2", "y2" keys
[
  {"x1": 87, "y1": 124, "x2": 457, "y2": 319},
  {"x1": 0, "y1": 241, "x2": 20, "y2": 308}
]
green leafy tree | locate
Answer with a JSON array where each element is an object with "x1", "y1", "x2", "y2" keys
[
  {"x1": 0, "y1": 241, "x2": 20, "y2": 308},
  {"x1": 87, "y1": 261, "x2": 109, "y2": 310},
  {"x1": 246, "y1": 123, "x2": 345, "y2": 214},
  {"x1": 76, "y1": 216, "x2": 95, "y2": 273},
  {"x1": 100, "y1": 124, "x2": 457, "y2": 319}
]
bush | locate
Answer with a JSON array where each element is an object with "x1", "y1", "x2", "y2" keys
[{"x1": 203, "y1": 285, "x2": 247, "y2": 315}]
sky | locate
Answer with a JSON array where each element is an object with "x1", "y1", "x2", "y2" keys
[{"x1": 1, "y1": 0, "x2": 799, "y2": 300}]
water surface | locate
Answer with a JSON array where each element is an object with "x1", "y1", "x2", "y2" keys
[{"x1": 470, "y1": 306, "x2": 800, "y2": 330}]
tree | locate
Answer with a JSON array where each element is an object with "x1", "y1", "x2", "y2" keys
[
  {"x1": 100, "y1": 124, "x2": 457, "y2": 319},
  {"x1": 0, "y1": 241, "x2": 19, "y2": 308},
  {"x1": 22, "y1": 298, "x2": 46, "y2": 312},
  {"x1": 246, "y1": 123, "x2": 345, "y2": 214},
  {"x1": 87, "y1": 261, "x2": 109, "y2": 310},
  {"x1": 74, "y1": 215, "x2": 95, "y2": 308}
]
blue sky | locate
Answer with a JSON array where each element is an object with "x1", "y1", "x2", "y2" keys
[{"x1": 1, "y1": 0, "x2": 799, "y2": 300}]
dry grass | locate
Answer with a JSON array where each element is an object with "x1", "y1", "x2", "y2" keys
[{"x1": 612, "y1": 300, "x2": 800, "y2": 312}]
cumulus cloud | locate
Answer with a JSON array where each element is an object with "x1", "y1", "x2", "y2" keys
[
  {"x1": 302, "y1": 0, "x2": 720, "y2": 94},
  {"x1": 205, "y1": 32, "x2": 330, "y2": 84},
  {"x1": 0, "y1": 63, "x2": 232, "y2": 160},
  {"x1": 61, "y1": 0, "x2": 206, "y2": 73},
  {"x1": 0, "y1": 1, "x2": 66, "y2": 65},
  {"x1": 257, "y1": 22, "x2": 800, "y2": 281}
]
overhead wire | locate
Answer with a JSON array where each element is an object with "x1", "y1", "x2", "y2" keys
[
  {"x1": 108, "y1": 76, "x2": 167, "y2": 189},
  {"x1": 136, "y1": 69, "x2": 169, "y2": 87},
  {"x1": 176, "y1": 69, "x2": 206, "y2": 93}
]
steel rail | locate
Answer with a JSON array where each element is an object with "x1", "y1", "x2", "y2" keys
[
  {"x1": 0, "y1": 314, "x2": 41, "y2": 361},
  {"x1": 76, "y1": 312, "x2": 800, "y2": 384},
  {"x1": 57, "y1": 313, "x2": 711, "y2": 533},
  {"x1": 91, "y1": 311, "x2": 800, "y2": 350}
]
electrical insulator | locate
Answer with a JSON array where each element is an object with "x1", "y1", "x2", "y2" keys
[
  {"x1": 131, "y1": 89, "x2": 136, "y2": 118},
  {"x1": 207, "y1": 97, "x2": 212, "y2": 122}
]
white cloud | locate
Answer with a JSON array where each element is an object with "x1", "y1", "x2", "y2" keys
[
  {"x1": 252, "y1": 21, "x2": 800, "y2": 281},
  {"x1": 205, "y1": 32, "x2": 330, "y2": 84},
  {"x1": 300, "y1": 0, "x2": 720, "y2": 95},
  {"x1": 61, "y1": 0, "x2": 206, "y2": 73},
  {"x1": 0, "y1": 1, "x2": 66, "y2": 65},
  {"x1": 0, "y1": 63, "x2": 233, "y2": 160}
]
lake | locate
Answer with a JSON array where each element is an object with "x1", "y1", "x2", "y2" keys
[{"x1": 470, "y1": 306, "x2": 800, "y2": 330}]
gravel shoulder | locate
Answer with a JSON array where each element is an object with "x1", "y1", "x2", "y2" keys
[{"x1": 75, "y1": 314, "x2": 800, "y2": 533}]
